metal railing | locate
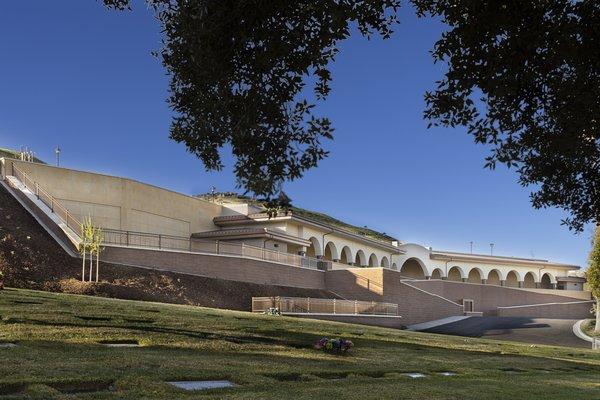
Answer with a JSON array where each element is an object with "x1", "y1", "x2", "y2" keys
[
  {"x1": 102, "y1": 228, "x2": 330, "y2": 270},
  {"x1": 11, "y1": 164, "x2": 82, "y2": 234},
  {"x1": 252, "y1": 296, "x2": 398, "y2": 316}
]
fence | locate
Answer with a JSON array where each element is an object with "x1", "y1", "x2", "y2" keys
[
  {"x1": 252, "y1": 296, "x2": 398, "y2": 316},
  {"x1": 102, "y1": 229, "x2": 329, "y2": 270}
]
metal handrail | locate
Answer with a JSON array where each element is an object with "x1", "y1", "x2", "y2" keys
[
  {"x1": 11, "y1": 164, "x2": 82, "y2": 234},
  {"x1": 101, "y1": 228, "x2": 328, "y2": 270}
]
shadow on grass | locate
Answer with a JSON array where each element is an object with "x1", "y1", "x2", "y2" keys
[{"x1": 1, "y1": 317, "x2": 313, "y2": 349}]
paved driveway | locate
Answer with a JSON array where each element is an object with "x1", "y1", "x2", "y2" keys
[{"x1": 420, "y1": 317, "x2": 590, "y2": 348}]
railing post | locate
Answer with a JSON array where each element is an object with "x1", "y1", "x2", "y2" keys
[
  {"x1": 216, "y1": 240, "x2": 220, "y2": 254},
  {"x1": 307, "y1": 297, "x2": 310, "y2": 313},
  {"x1": 126, "y1": 231, "x2": 130, "y2": 246},
  {"x1": 158, "y1": 234, "x2": 162, "y2": 249},
  {"x1": 35, "y1": 182, "x2": 39, "y2": 198},
  {"x1": 354, "y1": 300, "x2": 358, "y2": 315},
  {"x1": 189, "y1": 239, "x2": 192, "y2": 252},
  {"x1": 65, "y1": 210, "x2": 69, "y2": 229},
  {"x1": 333, "y1": 298, "x2": 336, "y2": 314}
]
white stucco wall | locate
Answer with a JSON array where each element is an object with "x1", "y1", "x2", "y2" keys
[
  {"x1": 397, "y1": 243, "x2": 574, "y2": 288},
  {"x1": 297, "y1": 225, "x2": 399, "y2": 267}
]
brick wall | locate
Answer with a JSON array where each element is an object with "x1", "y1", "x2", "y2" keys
[
  {"x1": 102, "y1": 246, "x2": 327, "y2": 290},
  {"x1": 325, "y1": 269, "x2": 383, "y2": 301},
  {"x1": 497, "y1": 301, "x2": 594, "y2": 319},
  {"x1": 409, "y1": 280, "x2": 585, "y2": 315},
  {"x1": 325, "y1": 268, "x2": 464, "y2": 325},
  {"x1": 381, "y1": 270, "x2": 464, "y2": 325}
]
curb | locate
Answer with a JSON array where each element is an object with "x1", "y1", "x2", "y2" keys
[{"x1": 573, "y1": 319, "x2": 599, "y2": 349}]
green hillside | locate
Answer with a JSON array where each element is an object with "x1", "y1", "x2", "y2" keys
[
  {"x1": 0, "y1": 288, "x2": 598, "y2": 399},
  {"x1": 198, "y1": 192, "x2": 398, "y2": 243}
]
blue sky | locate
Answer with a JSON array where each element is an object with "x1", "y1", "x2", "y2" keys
[{"x1": 0, "y1": 1, "x2": 593, "y2": 268}]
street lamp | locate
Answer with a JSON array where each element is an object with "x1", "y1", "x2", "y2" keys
[
  {"x1": 54, "y1": 146, "x2": 61, "y2": 167},
  {"x1": 490, "y1": 243, "x2": 494, "y2": 256}
]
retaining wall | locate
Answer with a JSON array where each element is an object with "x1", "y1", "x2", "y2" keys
[
  {"x1": 325, "y1": 268, "x2": 464, "y2": 325},
  {"x1": 102, "y1": 246, "x2": 327, "y2": 290},
  {"x1": 497, "y1": 301, "x2": 594, "y2": 319},
  {"x1": 408, "y1": 280, "x2": 586, "y2": 315}
]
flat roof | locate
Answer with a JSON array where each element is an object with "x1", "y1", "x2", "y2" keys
[
  {"x1": 430, "y1": 250, "x2": 579, "y2": 270},
  {"x1": 213, "y1": 212, "x2": 403, "y2": 254}
]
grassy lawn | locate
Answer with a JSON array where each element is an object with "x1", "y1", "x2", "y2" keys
[
  {"x1": 1, "y1": 288, "x2": 599, "y2": 399},
  {"x1": 583, "y1": 319, "x2": 600, "y2": 337}
]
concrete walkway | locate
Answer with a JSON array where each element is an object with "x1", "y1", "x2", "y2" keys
[
  {"x1": 418, "y1": 316, "x2": 591, "y2": 349},
  {"x1": 406, "y1": 316, "x2": 471, "y2": 331}
]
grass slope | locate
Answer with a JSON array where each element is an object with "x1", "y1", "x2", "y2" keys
[
  {"x1": 1, "y1": 288, "x2": 599, "y2": 399},
  {"x1": 583, "y1": 319, "x2": 600, "y2": 337}
]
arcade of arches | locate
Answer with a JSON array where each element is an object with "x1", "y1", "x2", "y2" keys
[
  {"x1": 307, "y1": 238, "x2": 395, "y2": 269},
  {"x1": 399, "y1": 259, "x2": 557, "y2": 289}
]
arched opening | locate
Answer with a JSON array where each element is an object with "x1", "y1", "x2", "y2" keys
[
  {"x1": 355, "y1": 250, "x2": 367, "y2": 267},
  {"x1": 505, "y1": 270, "x2": 519, "y2": 287},
  {"x1": 487, "y1": 269, "x2": 501, "y2": 286},
  {"x1": 368, "y1": 253, "x2": 378, "y2": 268},
  {"x1": 541, "y1": 273, "x2": 554, "y2": 289},
  {"x1": 391, "y1": 263, "x2": 397, "y2": 270},
  {"x1": 381, "y1": 256, "x2": 390, "y2": 268},
  {"x1": 324, "y1": 242, "x2": 338, "y2": 261},
  {"x1": 523, "y1": 272, "x2": 536, "y2": 288},
  {"x1": 431, "y1": 268, "x2": 444, "y2": 279},
  {"x1": 447, "y1": 266, "x2": 463, "y2": 282},
  {"x1": 340, "y1": 246, "x2": 353, "y2": 264},
  {"x1": 467, "y1": 268, "x2": 482, "y2": 284},
  {"x1": 306, "y1": 237, "x2": 322, "y2": 258},
  {"x1": 400, "y1": 258, "x2": 427, "y2": 279}
]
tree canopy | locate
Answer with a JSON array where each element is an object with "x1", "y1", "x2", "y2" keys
[
  {"x1": 104, "y1": 0, "x2": 400, "y2": 197},
  {"x1": 104, "y1": 0, "x2": 600, "y2": 231},
  {"x1": 587, "y1": 226, "x2": 600, "y2": 330}
]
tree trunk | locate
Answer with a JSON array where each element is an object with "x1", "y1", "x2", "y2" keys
[
  {"x1": 82, "y1": 250, "x2": 86, "y2": 282},
  {"x1": 595, "y1": 298, "x2": 600, "y2": 332},
  {"x1": 89, "y1": 252, "x2": 93, "y2": 283},
  {"x1": 95, "y1": 250, "x2": 99, "y2": 283}
]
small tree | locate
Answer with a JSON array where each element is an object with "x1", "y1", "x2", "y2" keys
[
  {"x1": 80, "y1": 217, "x2": 103, "y2": 283},
  {"x1": 80, "y1": 217, "x2": 95, "y2": 282},
  {"x1": 92, "y1": 226, "x2": 104, "y2": 283},
  {"x1": 587, "y1": 226, "x2": 600, "y2": 332}
]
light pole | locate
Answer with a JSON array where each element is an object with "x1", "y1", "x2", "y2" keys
[
  {"x1": 469, "y1": 241, "x2": 473, "y2": 254},
  {"x1": 490, "y1": 243, "x2": 494, "y2": 256},
  {"x1": 54, "y1": 146, "x2": 61, "y2": 167}
]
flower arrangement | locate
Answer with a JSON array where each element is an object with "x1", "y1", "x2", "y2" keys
[
  {"x1": 263, "y1": 307, "x2": 281, "y2": 316},
  {"x1": 314, "y1": 337, "x2": 354, "y2": 353}
]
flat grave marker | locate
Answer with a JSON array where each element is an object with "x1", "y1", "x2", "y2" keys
[{"x1": 167, "y1": 380, "x2": 235, "y2": 391}]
